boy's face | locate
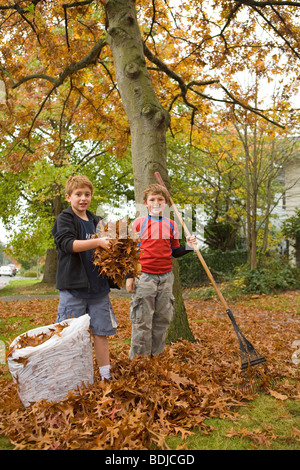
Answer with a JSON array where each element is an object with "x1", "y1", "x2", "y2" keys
[
  {"x1": 144, "y1": 192, "x2": 167, "y2": 216},
  {"x1": 65, "y1": 185, "x2": 92, "y2": 217}
]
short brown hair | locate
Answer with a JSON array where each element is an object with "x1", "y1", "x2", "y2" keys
[
  {"x1": 143, "y1": 183, "x2": 170, "y2": 204},
  {"x1": 65, "y1": 175, "x2": 94, "y2": 196}
]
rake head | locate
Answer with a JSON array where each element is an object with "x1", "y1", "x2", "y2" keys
[
  {"x1": 226, "y1": 309, "x2": 266, "y2": 371},
  {"x1": 240, "y1": 349, "x2": 266, "y2": 370}
]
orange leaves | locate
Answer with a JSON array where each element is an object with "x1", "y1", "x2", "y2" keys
[
  {"x1": 225, "y1": 426, "x2": 278, "y2": 448},
  {"x1": 269, "y1": 390, "x2": 288, "y2": 401},
  {"x1": 7, "y1": 323, "x2": 68, "y2": 358},
  {"x1": 93, "y1": 220, "x2": 141, "y2": 288},
  {"x1": 0, "y1": 291, "x2": 299, "y2": 449},
  {"x1": 6, "y1": 322, "x2": 68, "y2": 367}
]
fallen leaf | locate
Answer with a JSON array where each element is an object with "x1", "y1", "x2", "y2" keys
[
  {"x1": 0, "y1": 290, "x2": 299, "y2": 450},
  {"x1": 269, "y1": 390, "x2": 288, "y2": 401}
]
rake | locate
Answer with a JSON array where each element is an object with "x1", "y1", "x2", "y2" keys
[{"x1": 154, "y1": 171, "x2": 266, "y2": 370}]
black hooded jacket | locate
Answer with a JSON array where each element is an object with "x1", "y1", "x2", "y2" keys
[{"x1": 52, "y1": 206, "x2": 101, "y2": 291}]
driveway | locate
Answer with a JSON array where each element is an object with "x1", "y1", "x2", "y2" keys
[{"x1": 0, "y1": 275, "x2": 13, "y2": 289}]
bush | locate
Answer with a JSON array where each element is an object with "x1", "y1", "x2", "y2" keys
[
  {"x1": 23, "y1": 271, "x2": 38, "y2": 278},
  {"x1": 179, "y1": 249, "x2": 248, "y2": 286},
  {"x1": 237, "y1": 257, "x2": 300, "y2": 295}
]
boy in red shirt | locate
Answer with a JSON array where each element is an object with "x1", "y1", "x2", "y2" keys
[{"x1": 126, "y1": 183, "x2": 196, "y2": 359}]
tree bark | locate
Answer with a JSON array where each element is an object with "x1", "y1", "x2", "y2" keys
[
  {"x1": 104, "y1": 0, "x2": 170, "y2": 197},
  {"x1": 167, "y1": 259, "x2": 195, "y2": 344},
  {"x1": 42, "y1": 192, "x2": 66, "y2": 283},
  {"x1": 104, "y1": 0, "x2": 194, "y2": 342},
  {"x1": 42, "y1": 248, "x2": 57, "y2": 283}
]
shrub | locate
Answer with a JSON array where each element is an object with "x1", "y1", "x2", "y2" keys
[
  {"x1": 237, "y1": 257, "x2": 300, "y2": 295},
  {"x1": 23, "y1": 271, "x2": 38, "y2": 278},
  {"x1": 179, "y1": 249, "x2": 248, "y2": 286}
]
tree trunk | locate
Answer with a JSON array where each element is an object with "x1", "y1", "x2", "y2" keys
[
  {"x1": 42, "y1": 193, "x2": 66, "y2": 283},
  {"x1": 105, "y1": 0, "x2": 194, "y2": 342},
  {"x1": 167, "y1": 259, "x2": 195, "y2": 344},
  {"x1": 42, "y1": 248, "x2": 58, "y2": 284},
  {"x1": 105, "y1": 0, "x2": 170, "y2": 197},
  {"x1": 243, "y1": 124, "x2": 257, "y2": 269}
]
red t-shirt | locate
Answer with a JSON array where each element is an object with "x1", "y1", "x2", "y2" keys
[{"x1": 132, "y1": 215, "x2": 180, "y2": 274}]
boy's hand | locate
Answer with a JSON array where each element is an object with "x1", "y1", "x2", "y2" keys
[
  {"x1": 97, "y1": 237, "x2": 111, "y2": 250},
  {"x1": 126, "y1": 278, "x2": 135, "y2": 293},
  {"x1": 186, "y1": 234, "x2": 197, "y2": 248}
]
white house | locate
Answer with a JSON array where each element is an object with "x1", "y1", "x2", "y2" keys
[
  {"x1": 284, "y1": 156, "x2": 300, "y2": 217},
  {"x1": 282, "y1": 155, "x2": 300, "y2": 265}
]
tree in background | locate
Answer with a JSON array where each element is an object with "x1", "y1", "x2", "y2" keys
[
  {"x1": 1, "y1": 0, "x2": 300, "y2": 340},
  {"x1": 167, "y1": 116, "x2": 298, "y2": 265},
  {"x1": 230, "y1": 79, "x2": 300, "y2": 269},
  {"x1": 0, "y1": 136, "x2": 133, "y2": 282},
  {"x1": 167, "y1": 129, "x2": 244, "y2": 252}
]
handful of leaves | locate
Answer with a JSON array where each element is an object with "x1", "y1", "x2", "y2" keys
[{"x1": 93, "y1": 219, "x2": 141, "y2": 288}]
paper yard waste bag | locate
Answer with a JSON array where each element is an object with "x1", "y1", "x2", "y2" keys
[{"x1": 7, "y1": 314, "x2": 94, "y2": 407}]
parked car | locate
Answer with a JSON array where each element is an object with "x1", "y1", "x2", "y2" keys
[
  {"x1": 8, "y1": 264, "x2": 17, "y2": 276},
  {"x1": 0, "y1": 265, "x2": 14, "y2": 277}
]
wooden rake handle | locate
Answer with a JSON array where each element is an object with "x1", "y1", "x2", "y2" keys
[{"x1": 154, "y1": 171, "x2": 229, "y2": 311}]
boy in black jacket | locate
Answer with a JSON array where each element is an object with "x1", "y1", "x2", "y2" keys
[{"x1": 52, "y1": 175, "x2": 117, "y2": 380}]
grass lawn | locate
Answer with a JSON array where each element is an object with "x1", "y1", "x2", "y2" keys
[
  {"x1": 0, "y1": 280, "x2": 299, "y2": 450},
  {"x1": 167, "y1": 394, "x2": 300, "y2": 450},
  {"x1": 0, "y1": 279, "x2": 58, "y2": 297}
]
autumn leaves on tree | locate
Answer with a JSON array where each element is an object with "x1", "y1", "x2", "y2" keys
[{"x1": 1, "y1": 1, "x2": 300, "y2": 337}]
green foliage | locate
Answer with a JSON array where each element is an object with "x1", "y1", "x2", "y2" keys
[
  {"x1": 181, "y1": 253, "x2": 300, "y2": 299},
  {"x1": 179, "y1": 249, "x2": 248, "y2": 286},
  {"x1": 204, "y1": 219, "x2": 242, "y2": 251},
  {"x1": 282, "y1": 207, "x2": 300, "y2": 239},
  {"x1": 167, "y1": 395, "x2": 300, "y2": 450},
  {"x1": 0, "y1": 437, "x2": 14, "y2": 450},
  {"x1": 23, "y1": 271, "x2": 38, "y2": 278},
  {"x1": 237, "y1": 256, "x2": 300, "y2": 295},
  {"x1": 0, "y1": 149, "x2": 133, "y2": 261}
]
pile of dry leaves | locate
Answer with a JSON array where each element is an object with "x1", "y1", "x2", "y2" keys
[
  {"x1": 0, "y1": 291, "x2": 299, "y2": 450},
  {"x1": 7, "y1": 323, "x2": 68, "y2": 366}
]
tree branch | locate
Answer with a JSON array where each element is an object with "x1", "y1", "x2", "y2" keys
[
  {"x1": 62, "y1": 0, "x2": 95, "y2": 7},
  {"x1": 144, "y1": 44, "x2": 285, "y2": 128},
  {"x1": 9, "y1": 37, "x2": 107, "y2": 90},
  {"x1": 143, "y1": 0, "x2": 156, "y2": 43},
  {"x1": 11, "y1": 74, "x2": 58, "y2": 88},
  {"x1": 234, "y1": 1, "x2": 300, "y2": 6},
  {"x1": 143, "y1": 43, "x2": 187, "y2": 93},
  {"x1": 250, "y1": 5, "x2": 300, "y2": 59}
]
